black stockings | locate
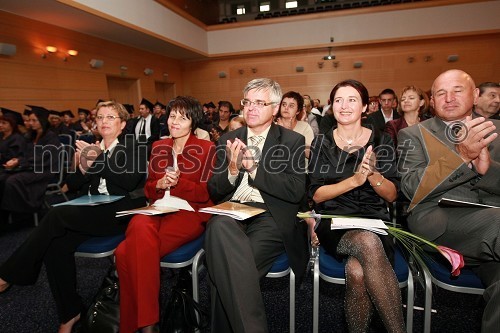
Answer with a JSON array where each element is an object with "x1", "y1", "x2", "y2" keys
[{"x1": 337, "y1": 230, "x2": 405, "y2": 333}]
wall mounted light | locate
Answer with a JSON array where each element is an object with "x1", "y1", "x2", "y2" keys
[
  {"x1": 295, "y1": 66, "x2": 304, "y2": 72},
  {"x1": 317, "y1": 62, "x2": 324, "y2": 69},
  {"x1": 333, "y1": 61, "x2": 339, "y2": 68},
  {"x1": 251, "y1": 68, "x2": 257, "y2": 73},
  {"x1": 0, "y1": 43, "x2": 17, "y2": 56},
  {"x1": 353, "y1": 61, "x2": 363, "y2": 69},
  {"x1": 120, "y1": 65, "x2": 128, "y2": 71},
  {"x1": 67, "y1": 49, "x2": 78, "y2": 56},
  {"x1": 144, "y1": 68, "x2": 154, "y2": 76},
  {"x1": 407, "y1": 56, "x2": 416, "y2": 63},
  {"x1": 46, "y1": 46, "x2": 57, "y2": 53},
  {"x1": 447, "y1": 54, "x2": 459, "y2": 62},
  {"x1": 238, "y1": 69, "x2": 244, "y2": 74},
  {"x1": 218, "y1": 71, "x2": 227, "y2": 78},
  {"x1": 424, "y1": 55, "x2": 432, "y2": 62}
]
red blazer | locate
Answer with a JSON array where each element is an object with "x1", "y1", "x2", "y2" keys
[
  {"x1": 384, "y1": 117, "x2": 409, "y2": 147},
  {"x1": 146, "y1": 134, "x2": 215, "y2": 213}
]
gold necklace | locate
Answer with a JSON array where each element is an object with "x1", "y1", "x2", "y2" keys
[{"x1": 336, "y1": 128, "x2": 364, "y2": 146}]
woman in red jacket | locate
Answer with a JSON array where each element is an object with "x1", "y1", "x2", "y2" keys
[{"x1": 115, "y1": 96, "x2": 215, "y2": 333}]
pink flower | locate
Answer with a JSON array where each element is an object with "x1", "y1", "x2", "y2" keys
[{"x1": 437, "y1": 246, "x2": 465, "y2": 276}]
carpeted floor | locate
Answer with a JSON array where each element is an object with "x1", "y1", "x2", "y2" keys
[{"x1": 0, "y1": 225, "x2": 483, "y2": 333}]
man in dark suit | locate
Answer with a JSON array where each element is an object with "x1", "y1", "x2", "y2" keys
[
  {"x1": 398, "y1": 69, "x2": 500, "y2": 333},
  {"x1": 205, "y1": 78, "x2": 308, "y2": 332},
  {"x1": 130, "y1": 98, "x2": 160, "y2": 157},
  {"x1": 367, "y1": 88, "x2": 400, "y2": 133}
]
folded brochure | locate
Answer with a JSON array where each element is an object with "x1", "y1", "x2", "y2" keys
[
  {"x1": 330, "y1": 216, "x2": 388, "y2": 235},
  {"x1": 198, "y1": 201, "x2": 266, "y2": 220}
]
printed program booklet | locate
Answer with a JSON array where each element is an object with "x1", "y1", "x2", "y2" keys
[
  {"x1": 53, "y1": 195, "x2": 125, "y2": 207},
  {"x1": 198, "y1": 201, "x2": 266, "y2": 220}
]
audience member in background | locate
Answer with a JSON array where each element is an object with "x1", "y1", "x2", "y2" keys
[
  {"x1": 22, "y1": 110, "x2": 32, "y2": 132},
  {"x1": 303, "y1": 94, "x2": 322, "y2": 127},
  {"x1": 209, "y1": 100, "x2": 233, "y2": 142},
  {"x1": 398, "y1": 70, "x2": 499, "y2": 333},
  {"x1": 48, "y1": 110, "x2": 71, "y2": 135},
  {"x1": 307, "y1": 79, "x2": 404, "y2": 333},
  {"x1": 200, "y1": 101, "x2": 218, "y2": 131},
  {"x1": 0, "y1": 108, "x2": 60, "y2": 223},
  {"x1": 302, "y1": 97, "x2": 320, "y2": 136},
  {"x1": 228, "y1": 115, "x2": 246, "y2": 131},
  {"x1": 384, "y1": 85, "x2": 429, "y2": 147},
  {"x1": 115, "y1": 96, "x2": 215, "y2": 333},
  {"x1": 153, "y1": 101, "x2": 169, "y2": 137},
  {"x1": 0, "y1": 111, "x2": 25, "y2": 167},
  {"x1": 205, "y1": 78, "x2": 308, "y2": 332},
  {"x1": 367, "y1": 96, "x2": 380, "y2": 115},
  {"x1": 474, "y1": 82, "x2": 499, "y2": 119},
  {"x1": 61, "y1": 111, "x2": 74, "y2": 130},
  {"x1": 72, "y1": 108, "x2": 90, "y2": 134},
  {"x1": 367, "y1": 88, "x2": 400, "y2": 133},
  {"x1": 275, "y1": 91, "x2": 314, "y2": 159},
  {"x1": 0, "y1": 101, "x2": 147, "y2": 333},
  {"x1": 130, "y1": 98, "x2": 160, "y2": 156},
  {"x1": 313, "y1": 98, "x2": 322, "y2": 113}
]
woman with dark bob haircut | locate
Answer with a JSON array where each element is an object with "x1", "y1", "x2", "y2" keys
[
  {"x1": 306, "y1": 79, "x2": 405, "y2": 332},
  {"x1": 115, "y1": 96, "x2": 216, "y2": 333}
]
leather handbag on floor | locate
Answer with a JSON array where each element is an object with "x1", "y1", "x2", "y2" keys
[
  {"x1": 81, "y1": 266, "x2": 120, "y2": 333},
  {"x1": 160, "y1": 269, "x2": 208, "y2": 333}
]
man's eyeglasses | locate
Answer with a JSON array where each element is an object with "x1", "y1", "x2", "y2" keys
[
  {"x1": 96, "y1": 115, "x2": 121, "y2": 121},
  {"x1": 240, "y1": 99, "x2": 277, "y2": 109}
]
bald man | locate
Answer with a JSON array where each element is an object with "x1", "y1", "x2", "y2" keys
[{"x1": 398, "y1": 69, "x2": 500, "y2": 332}]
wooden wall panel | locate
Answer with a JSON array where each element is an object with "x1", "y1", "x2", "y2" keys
[
  {"x1": 183, "y1": 33, "x2": 500, "y2": 107},
  {"x1": 0, "y1": 11, "x2": 183, "y2": 116}
]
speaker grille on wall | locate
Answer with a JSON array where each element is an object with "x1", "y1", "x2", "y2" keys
[
  {"x1": 0, "y1": 43, "x2": 17, "y2": 56},
  {"x1": 89, "y1": 59, "x2": 104, "y2": 68}
]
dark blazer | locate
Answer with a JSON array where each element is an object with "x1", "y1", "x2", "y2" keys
[
  {"x1": 397, "y1": 117, "x2": 500, "y2": 240},
  {"x1": 367, "y1": 109, "x2": 400, "y2": 133},
  {"x1": 208, "y1": 123, "x2": 309, "y2": 280},
  {"x1": 130, "y1": 115, "x2": 161, "y2": 145},
  {"x1": 66, "y1": 134, "x2": 147, "y2": 198}
]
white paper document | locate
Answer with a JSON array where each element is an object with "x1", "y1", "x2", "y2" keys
[
  {"x1": 330, "y1": 217, "x2": 388, "y2": 235},
  {"x1": 115, "y1": 205, "x2": 178, "y2": 217}
]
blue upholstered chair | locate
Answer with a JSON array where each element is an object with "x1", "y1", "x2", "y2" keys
[
  {"x1": 74, "y1": 234, "x2": 125, "y2": 258},
  {"x1": 160, "y1": 234, "x2": 206, "y2": 302},
  {"x1": 421, "y1": 255, "x2": 485, "y2": 333},
  {"x1": 265, "y1": 252, "x2": 296, "y2": 333},
  {"x1": 313, "y1": 246, "x2": 414, "y2": 333}
]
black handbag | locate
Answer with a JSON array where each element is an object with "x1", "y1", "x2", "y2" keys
[
  {"x1": 160, "y1": 269, "x2": 208, "y2": 333},
  {"x1": 81, "y1": 266, "x2": 120, "y2": 333}
]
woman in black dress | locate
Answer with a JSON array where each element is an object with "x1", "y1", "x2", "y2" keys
[
  {"x1": 308, "y1": 80, "x2": 405, "y2": 333},
  {"x1": 0, "y1": 113, "x2": 26, "y2": 167}
]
